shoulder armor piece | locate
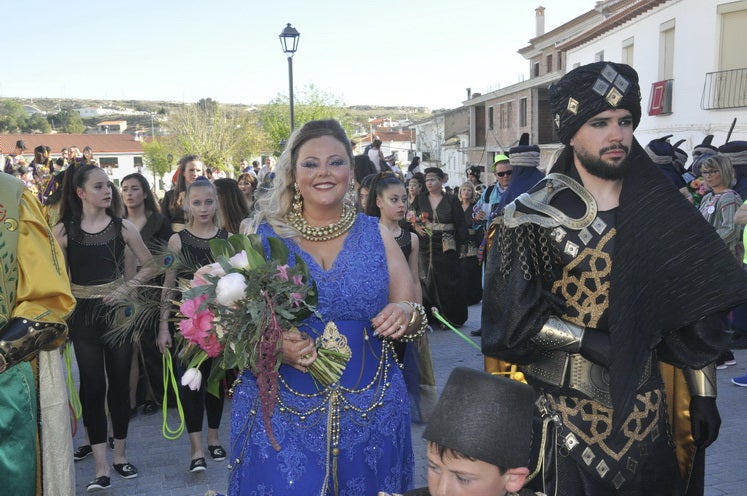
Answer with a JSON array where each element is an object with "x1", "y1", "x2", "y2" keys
[{"x1": 503, "y1": 173, "x2": 597, "y2": 230}]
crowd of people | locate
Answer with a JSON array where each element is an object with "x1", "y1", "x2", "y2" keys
[{"x1": 2, "y1": 60, "x2": 747, "y2": 496}]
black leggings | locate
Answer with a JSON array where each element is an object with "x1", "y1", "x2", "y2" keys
[
  {"x1": 181, "y1": 356, "x2": 224, "y2": 434},
  {"x1": 71, "y1": 301, "x2": 132, "y2": 445}
]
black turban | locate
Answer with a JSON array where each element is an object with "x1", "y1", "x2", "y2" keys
[{"x1": 549, "y1": 62, "x2": 642, "y2": 145}]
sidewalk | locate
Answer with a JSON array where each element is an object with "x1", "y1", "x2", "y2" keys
[{"x1": 72, "y1": 303, "x2": 746, "y2": 494}]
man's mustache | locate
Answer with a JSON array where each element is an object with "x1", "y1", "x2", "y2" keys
[{"x1": 600, "y1": 144, "x2": 630, "y2": 154}]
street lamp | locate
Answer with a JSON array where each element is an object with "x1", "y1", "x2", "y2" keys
[{"x1": 279, "y1": 23, "x2": 300, "y2": 132}]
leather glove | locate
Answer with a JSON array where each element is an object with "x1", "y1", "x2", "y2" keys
[
  {"x1": 689, "y1": 396, "x2": 721, "y2": 448},
  {"x1": 580, "y1": 331, "x2": 611, "y2": 368}
]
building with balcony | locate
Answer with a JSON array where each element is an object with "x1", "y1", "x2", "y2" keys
[{"x1": 561, "y1": 0, "x2": 747, "y2": 152}]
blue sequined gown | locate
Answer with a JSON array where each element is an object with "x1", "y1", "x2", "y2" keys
[{"x1": 229, "y1": 214, "x2": 414, "y2": 495}]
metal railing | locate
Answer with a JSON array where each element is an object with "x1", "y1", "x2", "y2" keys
[{"x1": 701, "y1": 68, "x2": 747, "y2": 110}]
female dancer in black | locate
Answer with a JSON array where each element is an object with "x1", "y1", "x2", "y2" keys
[{"x1": 53, "y1": 165, "x2": 154, "y2": 491}]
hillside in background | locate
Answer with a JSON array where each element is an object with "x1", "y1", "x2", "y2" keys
[{"x1": 5, "y1": 97, "x2": 439, "y2": 136}]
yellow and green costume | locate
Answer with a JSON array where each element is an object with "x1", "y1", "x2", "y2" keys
[{"x1": 0, "y1": 174, "x2": 75, "y2": 496}]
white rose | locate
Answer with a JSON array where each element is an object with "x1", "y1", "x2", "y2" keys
[
  {"x1": 228, "y1": 250, "x2": 250, "y2": 270},
  {"x1": 181, "y1": 368, "x2": 202, "y2": 391},
  {"x1": 215, "y1": 272, "x2": 247, "y2": 306}
]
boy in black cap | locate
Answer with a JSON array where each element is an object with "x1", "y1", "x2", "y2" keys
[
  {"x1": 401, "y1": 367, "x2": 541, "y2": 496},
  {"x1": 483, "y1": 61, "x2": 747, "y2": 495}
]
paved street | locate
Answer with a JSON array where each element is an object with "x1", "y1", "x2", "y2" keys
[{"x1": 72, "y1": 303, "x2": 747, "y2": 495}]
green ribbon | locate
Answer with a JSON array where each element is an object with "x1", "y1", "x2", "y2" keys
[
  {"x1": 63, "y1": 343, "x2": 82, "y2": 419},
  {"x1": 161, "y1": 349, "x2": 186, "y2": 440},
  {"x1": 430, "y1": 307, "x2": 482, "y2": 351}
]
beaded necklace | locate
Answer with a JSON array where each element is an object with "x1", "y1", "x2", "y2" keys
[{"x1": 286, "y1": 203, "x2": 356, "y2": 242}]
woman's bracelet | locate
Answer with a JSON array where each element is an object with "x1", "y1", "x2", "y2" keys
[{"x1": 399, "y1": 301, "x2": 428, "y2": 342}]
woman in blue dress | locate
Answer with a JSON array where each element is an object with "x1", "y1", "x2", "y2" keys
[{"x1": 230, "y1": 120, "x2": 423, "y2": 495}]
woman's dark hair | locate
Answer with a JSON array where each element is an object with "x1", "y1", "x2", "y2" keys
[
  {"x1": 408, "y1": 156, "x2": 421, "y2": 172},
  {"x1": 357, "y1": 173, "x2": 377, "y2": 212},
  {"x1": 59, "y1": 164, "x2": 123, "y2": 225},
  {"x1": 213, "y1": 178, "x2": 250, "y2": 233},
  {"x1": 365, "y1": 172, "x2": 404, "y2": 218},
  {"x1": 237, "y1": 172, "x2": 258, "y2": 189},
  {"x1": 354, "y1": 154, "x2": 377, "y2": 185},
  {"x1": 408, "y1": 172, "x2": 426, "y2": 194},
  {"x1": 169, "y1": 154, "x2": 202, "y2": 215},
  {"x1": 121, "y1": 173, "x2": 160, "y2": 216}
]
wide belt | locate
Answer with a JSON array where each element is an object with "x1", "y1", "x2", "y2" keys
[
  {"x1": 429, "y1": 223, "x2": 454, "y2": 232},
  {"x1": 523, "y1": 350, "x2": 652, "y2": 408},
  {"x1": 70, "y1": 279, "x2": 123, "y2": 299}
]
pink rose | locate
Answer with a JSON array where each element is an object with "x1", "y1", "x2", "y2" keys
[
  {"x1": 291, "y1": 274, "x2": 303, "y2": 285},
  {"x1": 202, "y1": 332, "x2": 224, "y2": 358},
  {"x1": 195, "y1": 262, "x2": 226, "y2": 280},
  {"x1": 178, "y1": 308, "x2": 214, "y2": 344},
  {"x1": 276, "y1": 264, "x2": 290, "y2": 281},
  {"x1": 180, "y1": 294, "x2": 208, "y2": 318},
  {"x1": 290, "y1": 292, "x2": 303, "y2": 307},
  {"x1": 190, "y1": 273, "x2": 210, "y2": 288}
]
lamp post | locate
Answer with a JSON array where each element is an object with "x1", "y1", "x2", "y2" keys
[{"x1": 279, "y1": 23, "x2": 300, "y2": 132}]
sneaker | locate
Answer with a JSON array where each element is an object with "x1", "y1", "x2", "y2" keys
[
  {"x1": 113, "y1": 462, "x2": 138, "y2": 479},
  {"x1": 208, "y1": 445, "x2": 227, "y2": 461},
  {"x1": 189, "y1": 457, "x2": 207, "y2": 473},
  {"x1": 731, "y1": 374, "x2": 747, "y2": 387},
  {"x1": 717, "y1": 362, "x2": 729, "y2": 370},
  {"x1": 86, "y1": 476, "x2": 111, "y2": 492},
  {"x1": 74, "y1": 445, "x2": 92, "y2": 461}
]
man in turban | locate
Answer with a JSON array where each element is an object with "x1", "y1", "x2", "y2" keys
[{"x1": 482, "y1": 62, "x2": 747, "y2": 495}]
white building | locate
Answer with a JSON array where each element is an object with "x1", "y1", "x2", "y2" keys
[{"x1": 561, "y1": 0, "x2": 747, "y2": 153}]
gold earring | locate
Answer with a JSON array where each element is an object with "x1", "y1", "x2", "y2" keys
[{"x1": 292, "y1": 182, "x2": 303, "y2": 214}]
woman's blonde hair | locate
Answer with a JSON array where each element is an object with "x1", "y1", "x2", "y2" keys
[
  {"x1": 184, "y1": 179, "x2": 223, "y2": 228},
  {"x1": 459, "y1": 181, "x2": 476, "y2": 201},
  {"x1": 700, "y1": 154, "x2": 735, "y2": 188},
  {"x1": 251, "y1": 119, "x2": 354, "y2": 237}
]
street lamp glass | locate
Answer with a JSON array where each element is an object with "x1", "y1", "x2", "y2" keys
[{"x1": 279, "y1": 23, "x2": 300, "y2": 55}]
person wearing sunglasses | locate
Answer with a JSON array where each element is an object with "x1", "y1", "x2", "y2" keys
[{"x1": 472, "y1": 155, "x2": 512, "y2": 230}]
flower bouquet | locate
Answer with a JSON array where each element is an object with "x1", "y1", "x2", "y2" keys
[
  {"x1": 406, "y1": 211, "x2": 432, "y2": 237},
  {"x1": 687, "y1": 176, "x2": 708, "y2": 208},
  {"x1": 175, "y1": 233, "x2": 350, "y2": 449}
]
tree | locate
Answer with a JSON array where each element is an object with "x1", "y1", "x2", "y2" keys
[
  {"x1": 166, "y1": 99, "x2": 268, "y2": 173},
  {"x1": 0, "y1": 100, "x2": 28, "y2": 132},
  {"x1": 26, "y1": 113, "x2": 51, "y2": 133},
  {"x1": 49, "y1": 110, "x2": 85, "y2": 134},
  {"x1": 142, "y1": 137, "x2": 177, "y2": 191},
  {"x1": 259, "y1": 85, "x2": 353, "y2": 154}
]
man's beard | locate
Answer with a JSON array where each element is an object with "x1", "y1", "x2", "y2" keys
[{"x1": 575, "y1": 144, "x2": 631, "y2": 180}]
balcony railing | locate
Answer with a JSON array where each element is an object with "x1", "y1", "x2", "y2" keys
[{"x1": 701, "y1": 68, "x2": 747, "y2": 110}]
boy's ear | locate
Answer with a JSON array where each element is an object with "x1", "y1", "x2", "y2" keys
[{"x1": 504, "y1": 466, "x2": 529, "y2": 492}]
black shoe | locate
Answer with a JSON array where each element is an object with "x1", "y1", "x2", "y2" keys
[
  {"x1": 86, "y1": 476, "x2": 111, "y2": 492},
  {"x1": 142, "y1": 401, "x2": 158, "y2": 416},
  {"x1": 74, "y1": 444, "x2": 92, "y2": 461},
  {"x1": 113, "y1": 462, "x2": 138, "y2": 479},
  {"x1": 470, "y1": 329, "x2": 482, "y2": 337},
  {"x1": 189, "y1": 457, "x2": 207, "y2": 473},
  {"x1": 208, "y1": 445, "x2": 227, "y2": 461}
]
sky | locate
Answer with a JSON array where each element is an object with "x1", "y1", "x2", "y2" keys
[{"x1": 2, "y1": 0, "x2": 595, "y2": 110}]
